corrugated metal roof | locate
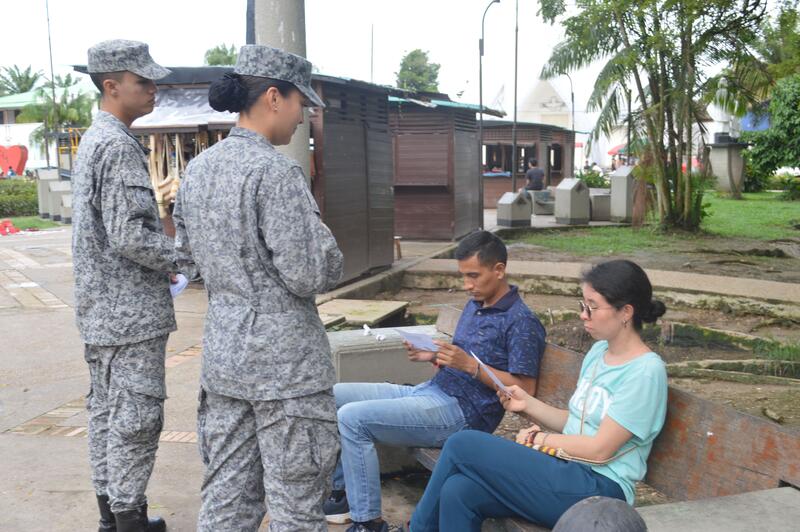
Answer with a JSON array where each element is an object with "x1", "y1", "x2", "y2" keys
[
  {"x1": 388, "y1": 95, "x2": 504, "y2": 117},
  {"x1": 74, "y1": 64, "x2": 390, "y2": 94},
  {"x1": 0, "y1": 90, "x2": 40, "y2": 110}
]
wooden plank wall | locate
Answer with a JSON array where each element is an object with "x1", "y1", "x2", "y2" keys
[
  {"x1": 391, "y1": 106, "x2": 455, "y2": 240},
  {"x1": 365, "y1": 123, "x2": 394, "y2": 270},
  {"x1": 453, "y1": 126, "x2": 480, "y2": 239},
  {"x1": 317, "y1": 83, "x2": 394, "y2": 282}
]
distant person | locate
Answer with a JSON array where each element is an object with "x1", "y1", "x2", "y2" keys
[
  {"x1": 524, "y1": 158, "x2": 545, "y2": 191},
  {"x1": 592, "y1": 161, "x2": 603, "y2": 174},
  {"x1": 7, "y1": 166, "x2": 16, "y2": 177}
]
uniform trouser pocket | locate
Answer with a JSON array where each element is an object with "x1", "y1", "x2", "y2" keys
[
  {"x1": 279, "y1": 391, "x2": 339, "y2": 482},
  {"x1": 109, "y1": 387, "x2": 164, "y2": 443}
]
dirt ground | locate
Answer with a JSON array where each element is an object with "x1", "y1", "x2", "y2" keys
[
  {"x1": 671, "y1": 378, "x2": 800, "y2": 427},
  {"x1": 381, "y1": 288, "x2": 800, "y2": 345},
  {"x1": 506, "y1": 239, "x2": 800, "y2": 284}
]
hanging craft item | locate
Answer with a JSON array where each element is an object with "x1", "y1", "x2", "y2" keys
[
  {"x1": 149, "y1": 133, "x2": 185, "y2": 218},
  {"x1": 194, "y1": 131, "x2": 209, "y2": 155}
]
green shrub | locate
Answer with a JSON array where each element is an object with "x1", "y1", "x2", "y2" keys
[
  {"x1": 0, "y1": 180, "x2": 38, "y2": 217},
  {"x1": 576, "y1": 169, "x2": 608, "y2": 188},
  {"x1": 765, "y1": 173, "x2": 786, "y2": 190},
  {"x1": 778, "y1": 173, "x2": 800, "y2": 201},
  {"x1": 742, "y1": 149, "x2": 771, "y2": 192}
]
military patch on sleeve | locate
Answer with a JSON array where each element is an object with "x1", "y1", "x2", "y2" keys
[
  {"x1": 130, "y1": 186, "x2": 155, "y2": 212},
  {"x1": 303, "y1": 186, "x2": 321, "y2": 216}
]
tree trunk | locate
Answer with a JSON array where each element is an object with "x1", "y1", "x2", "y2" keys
[
  {"x1": 615, "y1": 9, "x2": 672, "y2": 225},
  {"x1": 683, "y1": 18, "x2": 695, "y2": 227}
]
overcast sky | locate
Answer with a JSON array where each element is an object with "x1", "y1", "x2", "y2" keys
[{"x1": 2, "y1": 0, "x2": 600, "y2": 123}]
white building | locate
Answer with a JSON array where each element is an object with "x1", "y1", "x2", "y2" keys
[{"x1": 0, "y1": 90, "x2": 56, "y2": 170}]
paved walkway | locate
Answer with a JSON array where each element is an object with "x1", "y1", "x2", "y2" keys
[
  {"x1": 0, "y1": 227, "x2": 426, "y2": 530},
  {"x1": 408, "y1": 259, "x2": 800, "y2": 305}
]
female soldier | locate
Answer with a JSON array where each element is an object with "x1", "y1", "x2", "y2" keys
[
  {"x1": 409, "y1": 260, "x2": 668, "y2": 531},
  {"x1": 173, "y1": 45, "x2": 343, "y2": 532}
]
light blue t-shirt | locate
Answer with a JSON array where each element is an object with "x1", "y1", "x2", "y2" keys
[{"x1": 562, "y1": 340, "x2": 668, "y2": 504}]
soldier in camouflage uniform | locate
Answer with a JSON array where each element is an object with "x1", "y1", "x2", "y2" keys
[
  {"x1": 73, "y1": 40, "x2": 183, "y2": 532},
  {"x1": 173, "y1": 45, "x2": 343, "y2": 532}
]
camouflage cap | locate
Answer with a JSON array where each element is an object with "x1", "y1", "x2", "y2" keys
[
  {"x1": 234, "y1": 45, "x2": 324, "y2": 108},
  {"x1": 87, "y1": 40, "x2": 171, "y2": 80}
]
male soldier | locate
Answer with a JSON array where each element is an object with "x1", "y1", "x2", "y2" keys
[{"x1": 73, "y1": 40, "x2": 181, "y2": 532}]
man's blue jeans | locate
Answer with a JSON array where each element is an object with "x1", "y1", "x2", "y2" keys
[{"x1": 331, "y1": 381, "x2": 467, "y2": 522}]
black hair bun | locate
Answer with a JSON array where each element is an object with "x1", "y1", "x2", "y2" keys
[
  {"x1": 209, "y1": 72, "x2": 247, "y2": 113},
  {"x1": 642, "y1": 300, "x2": 667, "y2": 323}
]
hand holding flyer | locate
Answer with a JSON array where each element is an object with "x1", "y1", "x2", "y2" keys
[
  {"x1": 393, "y1": 329, "x2": 440, "y2": 352},
  {"x1": 470, "y1": 351, "x2": 512, "y2": 397},
  {"x1": 170, "y1": 273, "x2": 188, "y2": 298}
]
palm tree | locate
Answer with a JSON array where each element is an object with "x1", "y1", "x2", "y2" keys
[
  {"x1": 16, "y1": 74, "x2": 96, "y2": 166},
  {"x1": 0, "y1": 65, "x2": 43, "y2": 95},
  {"x1": 708, "y1": 1, "x2": 800, "y2": 116},
  {"x1": 538, "y1": 0, "x2": 767, "y2": 229}
]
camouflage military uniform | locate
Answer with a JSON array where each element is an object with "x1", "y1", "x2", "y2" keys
[
  {"x1": 73, "y1": 40, "x2": 176, "y2": 514},
  {"x1": 173, "y1": 45, "x2": 342, "y2": 532}
]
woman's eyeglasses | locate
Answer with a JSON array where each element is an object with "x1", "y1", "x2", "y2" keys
[{"x1": 578, "y1": 300, "x2": 613, "y2": 319}]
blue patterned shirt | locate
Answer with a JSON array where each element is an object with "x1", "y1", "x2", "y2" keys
[{"x1": 431, "y1": 286, "x2": 546, "y2": 433}]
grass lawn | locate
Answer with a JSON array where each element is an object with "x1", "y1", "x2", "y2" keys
[
  {"x1": 702, "y1": 192, "x2": 800, "y2": 240},
  {"x1": 509, "y1": 192, "x2": 798, "y2": 255},
  {"x1": 509, "y1": 226, "x2": 688, "y2": 256},
  {"x1": 6, "y1": 216, "x2": 60, "y2": 231}
]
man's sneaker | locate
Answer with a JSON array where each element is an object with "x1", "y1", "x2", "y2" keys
[
  {"x1": 323, "y1": 489, "x2": 351, "y2": 524},
  {"x1": 345, "y1": 519, "x2": 407, "y2": 532},
  {"x1": 345, "y1": 521, "x2": 388, "y2": 532}
]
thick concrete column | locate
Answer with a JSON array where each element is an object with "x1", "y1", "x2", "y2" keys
[{"x1": 253, "y1": 0, "x2": 311, "y2": 180}]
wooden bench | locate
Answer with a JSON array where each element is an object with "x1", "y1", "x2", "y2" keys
[{"x1": 410, "y1": 306, "x2": 800, "y2": 531}]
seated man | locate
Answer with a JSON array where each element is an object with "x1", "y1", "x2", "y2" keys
[
  {"x1": 324, "y1": 231, "x2": 547, "y2": 532},
  {"x1": 524, "y1": 158, "x2": 545, "y2": 191}
]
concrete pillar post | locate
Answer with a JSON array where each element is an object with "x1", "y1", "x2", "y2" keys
[{"x1": 254, "y1": 0, "x2": 311, "y2": 182}]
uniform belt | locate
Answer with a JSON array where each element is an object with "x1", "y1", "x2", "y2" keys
[{"x1": 211, "y1": 292, "x2": 313, "y2": 314}]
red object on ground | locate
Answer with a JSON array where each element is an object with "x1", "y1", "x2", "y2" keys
[
  {"x1": 0, "y1": 219, "x2": 20, "y2": 236},
  {"x1": 0, "y1": 145, "x2": 28, "y2": 175}
]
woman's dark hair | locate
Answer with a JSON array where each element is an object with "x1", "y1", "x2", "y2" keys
[
  {"x1": 582, "y1": 259, "x2": 666, "y2": 331},
  {"x1": 455, "y1": 231, "x2": 507, "y2": 266},
  {"x1": 208, "y1": 73, "x2": 296, "y2": 113}
]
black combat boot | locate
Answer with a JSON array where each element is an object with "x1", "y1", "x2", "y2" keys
[
  {"x1": 113, "y1": 505, "x2": 166, "y2": 532},
  {"x1": 96, "y1": 494, "x2": 116, "y2": 532},
  {"x1": 114, "y1": 509, "x2": 145, "y2": 532},
  {"x1": 139, "y1": 504, "x2": 166, "y2": 532}
]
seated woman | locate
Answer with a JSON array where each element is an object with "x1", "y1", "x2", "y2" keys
[{"x1": 409, "y1": 259, "x2": 668, "y2": 531}]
